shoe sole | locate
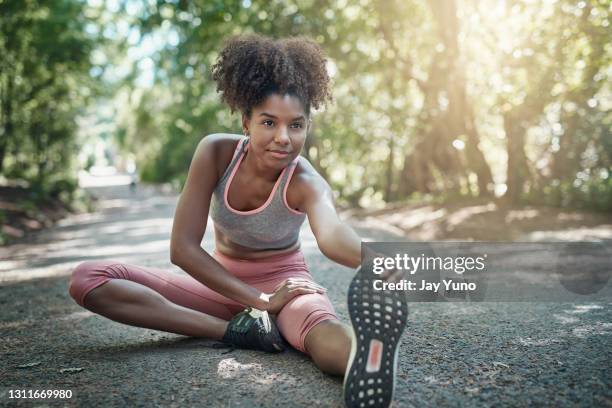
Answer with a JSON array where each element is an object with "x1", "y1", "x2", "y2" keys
[{"x1": 343, "y1": 265, "x2": 408, "y2": 408}]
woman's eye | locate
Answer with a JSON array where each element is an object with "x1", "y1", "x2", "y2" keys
[
  {"x1": 291, "y1": 123, "x2": 303, "y2": 129},
  {"x1": 263, "y1": 120, "x2": 274, "y2": 127}
]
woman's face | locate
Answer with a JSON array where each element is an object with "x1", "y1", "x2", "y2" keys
[{"x1": 242, "y1": 93, "x2": 310, "y2": 170}]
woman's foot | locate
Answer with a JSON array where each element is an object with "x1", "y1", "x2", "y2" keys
[
  {"x1": 343, "y1": 265, "x2": 408, "y2": 408},
  {"x1": 221, "y1": 307, "x2": 286, "y2": 353}
]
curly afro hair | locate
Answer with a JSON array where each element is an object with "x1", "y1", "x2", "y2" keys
[{"x1": 211, "y1": 33, "x2": 333, "y2": 118}]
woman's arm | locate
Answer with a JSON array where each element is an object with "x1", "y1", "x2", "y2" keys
[
  {"x1": 298, "y1": 168, "x2": 362, "y2": 269},
  {"x1": 296, "y1": 160, "x2": 404, "y2": 284},
  {"x1": 170, "y1": 135, "x2": 269, "y2": 310}
]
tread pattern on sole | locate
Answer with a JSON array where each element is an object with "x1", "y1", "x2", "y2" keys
[{"x1": 344, "y1": 265, "x2": 408, "y2": 408}]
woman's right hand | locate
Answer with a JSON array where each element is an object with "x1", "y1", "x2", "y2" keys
[{"x1": 264, "y1": 278, "x2": 327, "y2": 314}]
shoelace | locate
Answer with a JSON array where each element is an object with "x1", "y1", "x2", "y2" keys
[{"x1": 218, "y1": 307, "x2": 260, "y2": 351}]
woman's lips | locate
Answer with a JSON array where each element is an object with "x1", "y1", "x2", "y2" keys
[{"x1": 268, "y1": 150, "x2": 290, "y2": 159}]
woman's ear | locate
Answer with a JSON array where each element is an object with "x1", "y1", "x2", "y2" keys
[{"x1": 241, "y1": 113, "x2": 250, "y2": 135}]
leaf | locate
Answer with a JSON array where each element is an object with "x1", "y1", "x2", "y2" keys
[
  {"x1": 16, "y1": 361, "x2": 41, "y2": 369},
  {"x1": 59, "y1": 367, "x2": 84, "y2": 374}
]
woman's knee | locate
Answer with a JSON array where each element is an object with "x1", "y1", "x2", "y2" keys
[
  {"x1": 275, "y1": 292, "x2": 339, "y2": 353},
  {"x1": 305, "y1": 320, "x2": 352, "y2": 357},
  {"x1": 68, "y1": 260, "x2": 123, "y2": 307},
  {"x1": 304, "y1": 320, "x2": 352, "y2": 375}
]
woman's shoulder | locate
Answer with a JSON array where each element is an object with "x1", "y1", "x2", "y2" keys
[
  {"x1": 196, "y1": 133, "x2": 245, "y2": 179},
  {"x1": 199, "y1": 133, "x2": 244, "y2": 152},
  {"x1": 287, "y1": 156, "x2": 333, "y2": 210},
  {"x1": 292, "y1": 156, "x2": 319, "y2": 182}
]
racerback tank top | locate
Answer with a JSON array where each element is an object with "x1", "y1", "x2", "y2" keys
[{"x1": 209, "y1": 136, "x2": 307, "y2": 250}]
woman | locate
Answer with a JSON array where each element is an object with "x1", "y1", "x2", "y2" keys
[{"x1": 68, "y1": 34, "x2": 405, "y2": 407}]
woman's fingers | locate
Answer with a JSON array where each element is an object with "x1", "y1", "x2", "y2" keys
[
  {"x1": 274, "y1": 279, "x2": 289, "y2": 291},
  {"x1": 286, "y1": 280, "x2": 326, "y2": 294},
  {"x1": 300, "y1": 282, "x2": 326, "y2": 292},
  {"x1": 283, "y1": 279, "x2": 326, "y2": 292},
  {"x1": 288, "y1": 287, "x2": 318, "y2": 294},
  {"x1": 287, "y1": 285, "x2": 325, "y2": 294},
  {"x1": 288, "y1": 278, "x2": 326, "y2": 291}
]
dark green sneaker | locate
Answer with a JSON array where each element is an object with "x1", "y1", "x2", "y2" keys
[{"x1": 221, "y1": 307, "x2": 286, "y2": 353}]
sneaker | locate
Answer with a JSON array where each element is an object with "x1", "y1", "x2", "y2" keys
[
  {"x1": 221, "y1": 307, "x2": 286, "y2": 353},
  {"x1": 343, "y1": 265, "x2": 408, "y2": 408}
]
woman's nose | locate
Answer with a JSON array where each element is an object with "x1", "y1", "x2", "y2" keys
[{"x1": 274, "y1": 128, "x2": 290, "y2": 144}]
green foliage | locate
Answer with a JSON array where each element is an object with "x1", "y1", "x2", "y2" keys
[
  {"x1": 524, "y1": 175, "x2": 612, "y2": 213},
  {"x1": 111, "y1": 0, "x2": 608, "y2": 212},
  {"x1": 0, "y1": 0, "x2": 99, "y2": 202},
  {"x1": 6, "y1": 0, "x2": 607, "y2": 213}
]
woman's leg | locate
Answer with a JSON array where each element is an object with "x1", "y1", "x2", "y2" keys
[
  {"x1": 82, "y1": 280, "x2": 228, "y2": 339},
  {"x1": 272, "y1": 290, "x2": 350, "y2": 375},
  {"x1": 213, "y1": 249, "x2": 352, "y2": 374},
  {"x1": 68, "y1": 260, "x2": 243, "y2": 339},
  {"x1": 303, "y1": 319, "x2": 353, "y2": 376}
]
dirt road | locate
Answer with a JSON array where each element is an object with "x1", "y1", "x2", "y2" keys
[{"x1": 1, "y1": 180, "x2": 610, "y2": 407}]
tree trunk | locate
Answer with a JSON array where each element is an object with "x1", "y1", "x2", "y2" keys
[
  {"x1": 464, "y1": 105, "x2": 494, "y2": 196},
  {"x1": 384, "y1": 135, "x2": 394, "y2": 202},
  {"x1": 430, "y1": 0, "x2": 494, "y2": 197},
  {"x1": 0, "y1": 74, "x2": 14, "y2": 176},
  {"x1": 504, "y1": 113, "x2": 529, "y2": 204},
  {"x1": 398, "y1": 0, "x2": 494, "y2": 199}
]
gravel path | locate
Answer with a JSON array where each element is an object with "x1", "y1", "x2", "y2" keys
[{"x1": 1, "y1": 181, "x2": 610, "y2": 407}]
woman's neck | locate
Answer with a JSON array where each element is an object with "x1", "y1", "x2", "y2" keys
[{"x1": 241, "y1": 149, "x2": 283, "y2": 183}]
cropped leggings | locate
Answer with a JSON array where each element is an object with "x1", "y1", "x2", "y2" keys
[{"x1": 68, "y1": 249, "x2": 338, "y2": 354}]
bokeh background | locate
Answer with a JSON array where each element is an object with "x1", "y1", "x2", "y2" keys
[{"x1": 0, "y1": 0, "x2": 610, "y2": 244}]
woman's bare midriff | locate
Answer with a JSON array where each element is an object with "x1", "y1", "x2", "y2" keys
[{"x1": 213, "y1": 227, "x2": 301, "y2": 259}]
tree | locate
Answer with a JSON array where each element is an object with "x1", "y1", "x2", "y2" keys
[{"x1": 0, "y1": 0, "x2": 97, "y2": 192}]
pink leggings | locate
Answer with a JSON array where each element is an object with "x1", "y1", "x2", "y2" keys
[{"x1": 68, "y1": 249, "x2": 338, "y2": 354}]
